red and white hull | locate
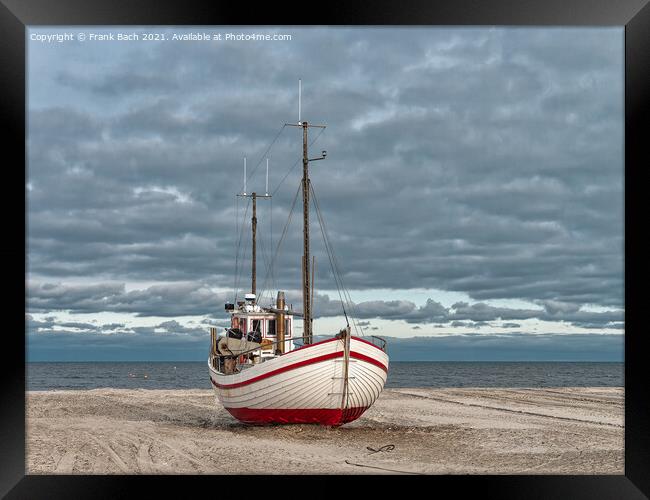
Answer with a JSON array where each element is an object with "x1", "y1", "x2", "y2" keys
[{"x1": 208, "y1": 336, "x2": 389, "y2": 426}]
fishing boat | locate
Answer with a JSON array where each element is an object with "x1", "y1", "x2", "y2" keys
[{"x1": 208, "y1": 84, "x2": 389, "y2": 426}]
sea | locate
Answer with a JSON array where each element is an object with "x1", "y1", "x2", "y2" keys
[{"x1": 26, "y1": 361, "x2": 624, "y2": 391}]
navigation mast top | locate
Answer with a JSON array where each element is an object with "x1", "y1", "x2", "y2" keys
[{"x1": 285, "y1": 80, "x2": 327, "y2": 344}]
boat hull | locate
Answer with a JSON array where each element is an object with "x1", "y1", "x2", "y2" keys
[{"x1": 208, "y1": 336, "x2": 388, "y2": 426}]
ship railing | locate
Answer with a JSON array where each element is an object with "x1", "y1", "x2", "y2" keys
[
  {"x1": 209, "y1": 332, "x2": 361, "y2": 373},
  {"x1": 209, "y1": 330, "x2": 388, "y2": 374},
  {"x1": 210, "y1": 330, "x2": 387, "y2": 373},
  {"x1": 365, "y1": 335, "x2": 387, "y2": 352},
  {"x1": 209, "y1": 336, "x2": 299, "y2": 374}
]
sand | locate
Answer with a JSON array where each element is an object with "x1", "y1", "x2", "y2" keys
[{"x1": 26, "y1": 387, "x2": 623, "y2": 475}]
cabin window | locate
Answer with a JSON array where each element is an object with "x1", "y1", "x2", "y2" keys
[
  {"x1": 251, "y1": 319, "x2": 261, "y2": 334},
  {"x1": 267, "y1": 319, "x2": 276, "y2": 337},
  {"x1": 285, "y1": 318, "x2": 291, "y2": 336},
  {"x1": 238, "y1": 318, "x2": 246, "y2": 332}
]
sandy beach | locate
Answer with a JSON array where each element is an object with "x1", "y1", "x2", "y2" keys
[{"x1": 26, "y1": 387, "x2": 623, "y2": 474}]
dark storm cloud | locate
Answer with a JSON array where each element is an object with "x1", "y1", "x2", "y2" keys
[
  {"x1": 337, "y1": 296, "x2": 623, "y2": 329},
  {"x1": 27, "y1": 27, "x2": 623, "y2": 318},
  {"x1": 56, "y1": 68, "x2": 181, "y2": 96},
  {"x1": 27, "y1": 282, "x2": 230, "y2": 317},
  {"x1": 27, "y1": 281, "x2": 623, "y2": 330}
]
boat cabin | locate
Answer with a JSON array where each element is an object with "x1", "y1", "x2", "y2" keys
[
  {"x1": 210, "y1": 292, "x2": 299, "y2": 374},
  {"x1": 227, "y1": 308, "x2": 296, "y2": 358}
]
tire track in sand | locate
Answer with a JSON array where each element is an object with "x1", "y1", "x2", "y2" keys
[
  {"x1": 467, "y1": 388, "x2": 623, "y2": 409},
  {"x1": 130, "y1": 430, "x2": 210, "y2": 473},
  {"x1": 397, "y1": 390, "x2": 623, "y2": 428},
  {"x1": 84, "y1": 432, "x2": 130, "y2": 473},
  {"x1": 54, "y1": 446, "x2": 79, "y2": 473},
  {"x1": 136, "y1": 442, "x2": 154, "y2": 474},
  {"x1": 101, "y1": 429, "x2": 156, "y2": 474},
  {"x1": 54, "y1": 436, "x2": 92, "y2": 473}
]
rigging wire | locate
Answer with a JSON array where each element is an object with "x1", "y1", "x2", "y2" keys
[
  {"x1": 259, "y1": 180, "x2": 302, "y2": 304},
  {"x1": 311, "y1": 183, "x2": 366, "y2": 337},
  {"x1": 271, "y1": 127, "x2": 326, "y2": 196},
  {"x1": 311, "y1": 181, "x2": 349, "y2": 327},
  {"x1": 257, "y1": 230, "x2": 273, "y2": 302},
  {"x1": 329, "y1": 239, "x2": 362, "y2": 330},
  {"x1": 233, "y1": 125, "x2": 356, "y2": 330},
  {"x1": 258, "y1": 180, "x2": 302, "y2": 305},
  {"x1": 238, "y1": 124, "x2": 287, "y2": 194},
  {"x1": 231, "y1": 123, "x2": 300, "y2": 303},
  {"x1": 253, "y1": 126, "x2": 325, "y2": 303},
  {"x1": 270, "y1": 196, "x2": 274, "y2": 295},
  {"x1": 310, "y1": 182, "x2": 358, "y2": 333},
  {"x1": 324, "y1": 223, "x2": 367, "y2": 335},
  {"x1": 238, "y1": 230, "x2": 251, "y2": 302}
]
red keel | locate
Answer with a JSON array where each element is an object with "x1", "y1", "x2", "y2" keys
[{"x1": 225, "y1": 406, "x2": 369, "y2": 426}]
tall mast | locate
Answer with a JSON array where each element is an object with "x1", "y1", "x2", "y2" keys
[
  {"x1": 301, "y1": 122, "x2": 311, "y2": 343},
  {"x1": 287, "y1": 81, "x2": 326, "y2": 344},
  {"x1": 251, "y1": 192, "x2": 257, "y2": 295}
]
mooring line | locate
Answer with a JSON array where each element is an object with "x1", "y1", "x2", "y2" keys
[{"x1": 344, "y1": 444, "x2": 425, "y2": 474}]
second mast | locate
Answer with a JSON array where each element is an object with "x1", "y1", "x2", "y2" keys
[{"x1": 290, "y1": 119, "x2": 326, "y2": 345}]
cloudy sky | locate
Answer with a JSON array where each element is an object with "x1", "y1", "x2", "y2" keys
[{"x1": 26, "y1": 27, "x2": 624, "y2": 361}]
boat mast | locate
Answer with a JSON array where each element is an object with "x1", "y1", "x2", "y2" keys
[
  {"x1": 238, "y1": 159, "x2": 271, "y2": 300},
  {"x1": 301, "y1": 121, "x2": 311, "y2": 343},
  {"x1": 287, "y1": 81, "x2": 326, "y2": 344},
  {"x1": 298, "y1": 80, "x2": 312, "y2": 344},
  {"x1": 252, "y1": 192, "x2": 257, "y2": 295}
]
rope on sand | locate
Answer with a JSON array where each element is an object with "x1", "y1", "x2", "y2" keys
[
  {"x1": 344, "y1": 444, "x2": 426, "y2": 475},
  {"x1": 366, "y1": 444, "x2": 395, "y2": 454}
]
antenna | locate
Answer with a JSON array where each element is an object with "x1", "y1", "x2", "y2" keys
[
  {"x1": 243, "y1": 156, "x2": 247, "y2": 195},
  {"x1": 265, "y1": 158, "x2": 269, "y2": 196},
  {"x1": 298, "y1": 79, "x2": 302, "y2": 125}
]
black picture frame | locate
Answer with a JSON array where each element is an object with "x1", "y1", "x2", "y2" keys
[{"x1": 3, "y1": 0, "x2": 648, "y2": 497}]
